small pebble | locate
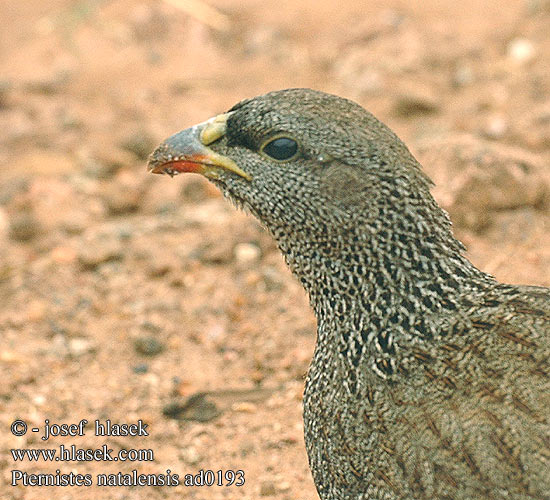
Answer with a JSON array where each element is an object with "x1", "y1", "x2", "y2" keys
[
  {"x1": 141, "y1": 321, "x2": 162, "y2": 333},
  {"x1": 32, "y1": 395, "x2": 46, "y2": 406},
  {"x1": 231, "y1": 402, "x2": 258, "y2": 413},
  {"x1": 134, "y1": 336, "x2": 165, "y2": 356},
  {"x1": 452, "y1": 65, "x2": 474, "y2": 88},
  {"x1": 507, "y1": 38, "x2": 536, "y2": 64},
  {"x1": 484, "y1": 114, "x2": 508, "y2": 139},
  {"x1": 51, "y1": 334, "x2": 69, "y2": 358},
  {"x1": 239, "y1": 440, "x2": 255, "y2": 458},
  {"x1": 260, "y1": 480, "x2": 277, "y2": 496},
  {"x1": 0, "y1": 350, "x2": 23, "y2": 363},
  {"x1": 180, "y1": 446, "x2": 202, "y2": 465},
  {"x1": 163, "y1": 394, "x2": 221, "y2": 422},
  {"x1": 234, "y1": 242, "x2": 262, "y2": 265},
  {"x1": 60, "y1": 214, "x2": 88, "y2": 235},
  {"x1": 69, "y1": 337, "x2": 95, "y2": 356},
  {"x1": 50, "y1": 246, "x2": 77, "y2": 264},
  {"x1": 133, "y1": 363, "x2": 149, "y2": 374},
  {"x1": 193, "y1": 241, "x2": 234, "y2": 264},
  {"x1": 205, "y1": 322, "x2": 227, "y2": 344},
  {"x1": 393, "y1": 92, "x2": 439, "y2": 117},
  {"x1": 278, "y1": 481, "x2": 291, "y2": 492},
  {"x1": 146, "y1": 259, "x2": 173, "y2": 278},
  {"x1": 9, "y1": 213, "x2": 41, "y2": 242},
  {"x1": 26, "y1": 300, "x2": 47, "y2": 323}
]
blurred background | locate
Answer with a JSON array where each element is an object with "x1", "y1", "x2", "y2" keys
[{"x1": 1, "y1": 1, "x2": 549, "y2": 499}]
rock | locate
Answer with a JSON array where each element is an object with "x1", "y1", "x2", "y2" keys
[
  {"x1": 279, "y1": 481, "x2": 291, "y2": 491},
  {"x1": 234, "y1": 242, "x2": 262, "y2": 265},
  {"x1": 60, "y1": 213, "x2": 89, "y2": 235},
  {"x1": 26, "y1": 300, "x2": 47, "y2": 323},
  {"x1": 259, "y1": 480, "x2": 277, "y2": 496},
  {"x1": 145, "y1": 258, "x2": 175, "y2": 278},
  {"x1": 162, "y1": 393, "x2": 221, "y2": 422},
  {"x1": 69, "y1": 337, "x2": 96, "y2": 357},
  {"x1": 231, "y1": 402, "x2": 258, "y2": 413},
  {"x1": 239, "y1": 440, "x2": 255, "y2": 457},
  {"x1": 133, "y1": 363, "x2": 149, "y2": 374},
  {"x1": 134, "y1": 336, "x2": 165, "y2": 356},
  {"x1": 50, "y1": 246, "x2": 78, "y2": 264},
  {"x1": 9, "y1": 213, "x2": 41, "y2": 242},
  {"x1": 141, "y1": 321, "x2": 162, "y2": 333},
  {"x1": 51, "y1": 334, "x2": 70, "y2": 358},
  {"x1": 180, "y1": 446, "x2": 202, "y2": 465},
  {"x1": 507, "y1": 38, "x2": 536, "y2": 65},
  {"x1": 250, "y1": 369, "x2": 265, "y2": 384},
  {"x1": 451, "y1": 64, "x2": 474, "y2": 88},
  {"x1": 192, "y1": 240, "x2": 234, "y2": 264},
  {"x1": 205, "y1": 322, "x2": 227, "y2": 345},
  {"x1": 0, "y1": 349, "x2": 22, "y2": 364},
  {"x1": 483, "y1": 114, "x2": 508, "y2": 139},
  {"x1": 393, "y1": 89, "x2": 439, "y2": 117},
  {"x1": 417, "y1": 134, "x2": 549, "y2": 231}
]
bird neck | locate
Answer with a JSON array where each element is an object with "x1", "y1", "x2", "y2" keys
[{"x1": 274, "y1": 205, "x2": 493, "y2": 353}]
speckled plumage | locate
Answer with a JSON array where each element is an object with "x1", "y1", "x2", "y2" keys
[{"x1": 149, "y1": 89, "x2": 550, "y2": 500}]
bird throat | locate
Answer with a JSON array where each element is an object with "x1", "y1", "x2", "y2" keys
[{"x1": 274, "y1": 216, "x2": 491, "y2": 382}]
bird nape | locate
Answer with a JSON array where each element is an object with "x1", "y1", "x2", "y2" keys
[{"x1": 148, "y1": 88, "x2": 550, "y2": 500}]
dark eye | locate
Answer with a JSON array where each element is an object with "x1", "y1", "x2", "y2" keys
[{"x1": 261, "y1": 136, "x2": 299, "y2": 161}]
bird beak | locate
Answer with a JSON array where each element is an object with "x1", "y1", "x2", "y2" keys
[{"x1": 147, "y1": 112, "x2": 252, "y2": 181}]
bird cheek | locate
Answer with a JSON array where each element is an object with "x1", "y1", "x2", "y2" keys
[{"x1": 320, "y1": 164, "x2": 369, "y2": 208}]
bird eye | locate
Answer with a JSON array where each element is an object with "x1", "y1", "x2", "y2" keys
[{"x1": 261, "y1": 136, "x2": 299, "y2": 161}]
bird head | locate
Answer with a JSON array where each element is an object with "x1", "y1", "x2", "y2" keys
[{"x1": 148, "y1": 88, "x2": 462, "y2": 289}]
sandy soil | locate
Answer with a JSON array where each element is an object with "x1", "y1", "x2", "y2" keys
[{"x1": 1, "y1": 1, "x2": 549, "y2": 499}]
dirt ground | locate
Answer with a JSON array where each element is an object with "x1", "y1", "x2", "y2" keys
[{"x1": 1, "y1": 1, "x2": 549, "y2": 499}]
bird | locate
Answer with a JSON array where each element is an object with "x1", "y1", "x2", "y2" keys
[{"x1": 148, "y1": 88, "x2": 550, "y2": 500}]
